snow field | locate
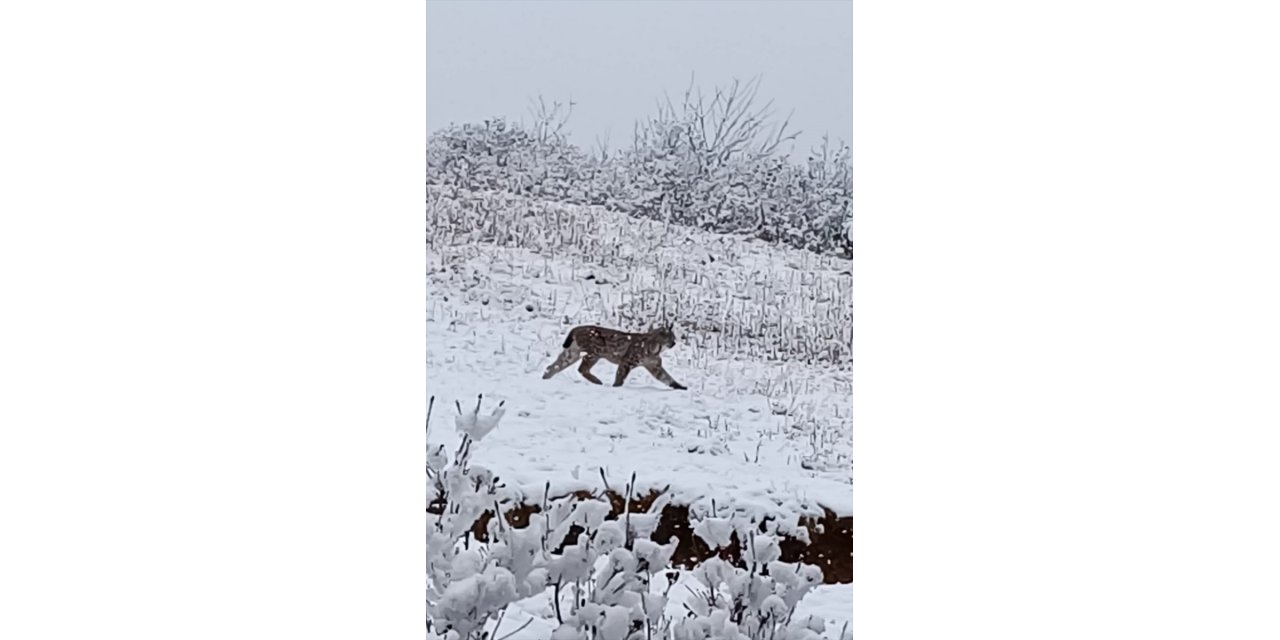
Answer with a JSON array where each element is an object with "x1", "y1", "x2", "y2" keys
[{"x1": 428, "y1": 188, "x2": 851, "y2": 637}]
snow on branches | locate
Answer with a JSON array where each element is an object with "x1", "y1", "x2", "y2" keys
[
  {"x1": 427, "y1": 394, "x2": 839, "y2": 640},
  {"x1": 426, "y1": 77, "x2": 851, "y2": 258}
]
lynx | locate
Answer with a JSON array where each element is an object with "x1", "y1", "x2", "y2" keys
[{"x1": 542, "y1": 325, "x2": 687, "y2": 390}]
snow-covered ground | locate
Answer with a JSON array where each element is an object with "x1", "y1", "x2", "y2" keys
[
  {"x1": 428, "y1": 189, "x2": 851, "y2": 634},
  {"x1": 490, "y1": 575, "x2": 852, "y2": 640}
]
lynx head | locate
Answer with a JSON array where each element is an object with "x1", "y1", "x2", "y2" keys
[{"x1": 652, "y1": 324, "x2": 677, "y2": 350}]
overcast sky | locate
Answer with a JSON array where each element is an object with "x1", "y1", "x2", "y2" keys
[{"x1": 426, "y1": 0, "x2": 852, "y2": 156}]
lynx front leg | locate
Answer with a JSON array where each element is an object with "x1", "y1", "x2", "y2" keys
[
  {"x1": 613, "y1": 364, "x2": 634, "y2": 387},
  {"x1": 578, "y1": 356, "x2": 604, "y2": 385},
  {"x1": 643, "y1": 361, "x2": 686, "y2": 390},
  {"x1": 542, "y1": 346, "x2": 581, "y2": 379}
]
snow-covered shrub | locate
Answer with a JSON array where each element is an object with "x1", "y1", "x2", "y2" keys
[
  {"x1": 673, "y1": 532, "x2": 828, "y2": 640},
  {"x1": 428, "y1": 393, "x2": 678, "y2": 640},
  {"x1": 753, "y1": 136, "x2": 851, "y2": 258},
  {"x1": 428, "y1": 395, "x2": 842, "y2": 639},
  {"x1": 427, "y1": 394, "x2": 519, "y2": 639},
  {"x1": 427, "y1": 115, "x2": 600, "y2": 205},
  {"x1": 425, "y1": 78, "x2": 851, "y2": 257}
]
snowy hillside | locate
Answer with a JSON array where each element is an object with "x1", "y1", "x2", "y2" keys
[{"x1": 427, "y1": 187, "x2": 851, "y2": 639}]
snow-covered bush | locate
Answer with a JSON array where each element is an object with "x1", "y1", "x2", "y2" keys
[
  {"x1": 427, "y1": 394, "x2": 841, "y2": 640},
  {"x1": 428, "y1": 393, "x2": 676, "y2": 640},
  {"x1": 615, "y1": 77, "x2": 796, "y2": 233},
  {"x1": 425, "y1": 78, "x2": 851, "y2": 257},
  {"x1": 427, "y1": 394, "x2": 520, "y2": 639},
  {"x1": 427, "y1": 114, "x2": 599, "y2": 205},
  {"x1": 756, "y1": 136, "x2": 851, "y2": 258},
  {"x1": 672, "y1": 533, "x2": 830, "y2": 640}
]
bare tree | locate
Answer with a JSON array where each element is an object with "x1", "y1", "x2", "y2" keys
[{"x1": 527, "y1": 95, "x2": 574, "y2": 146}]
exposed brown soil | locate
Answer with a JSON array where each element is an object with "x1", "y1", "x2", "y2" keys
[{"x1": 429, "y1": 489, "x2": 851, "y2": 584}]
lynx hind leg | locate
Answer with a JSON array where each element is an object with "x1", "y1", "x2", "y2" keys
[
  {"x1": 542, "y1": 344, "x2": 581, "y2": 379},
  {"x1": 613, "y1": 363, "x2": 634, "y2": 387}
]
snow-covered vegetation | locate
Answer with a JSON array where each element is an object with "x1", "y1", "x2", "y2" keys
[
  {"x1": 427, "y1": 77, "x2": 851, "y2": 258},
  {"x1": 427, "y1": 77, "x2": 851, "y2": 639},
  {"x1": 428, "y1": 398, "x2": 850, "y2": 640},
  {"x1": 428, "y1": 188, "x2": 851, "y2": 367}
]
